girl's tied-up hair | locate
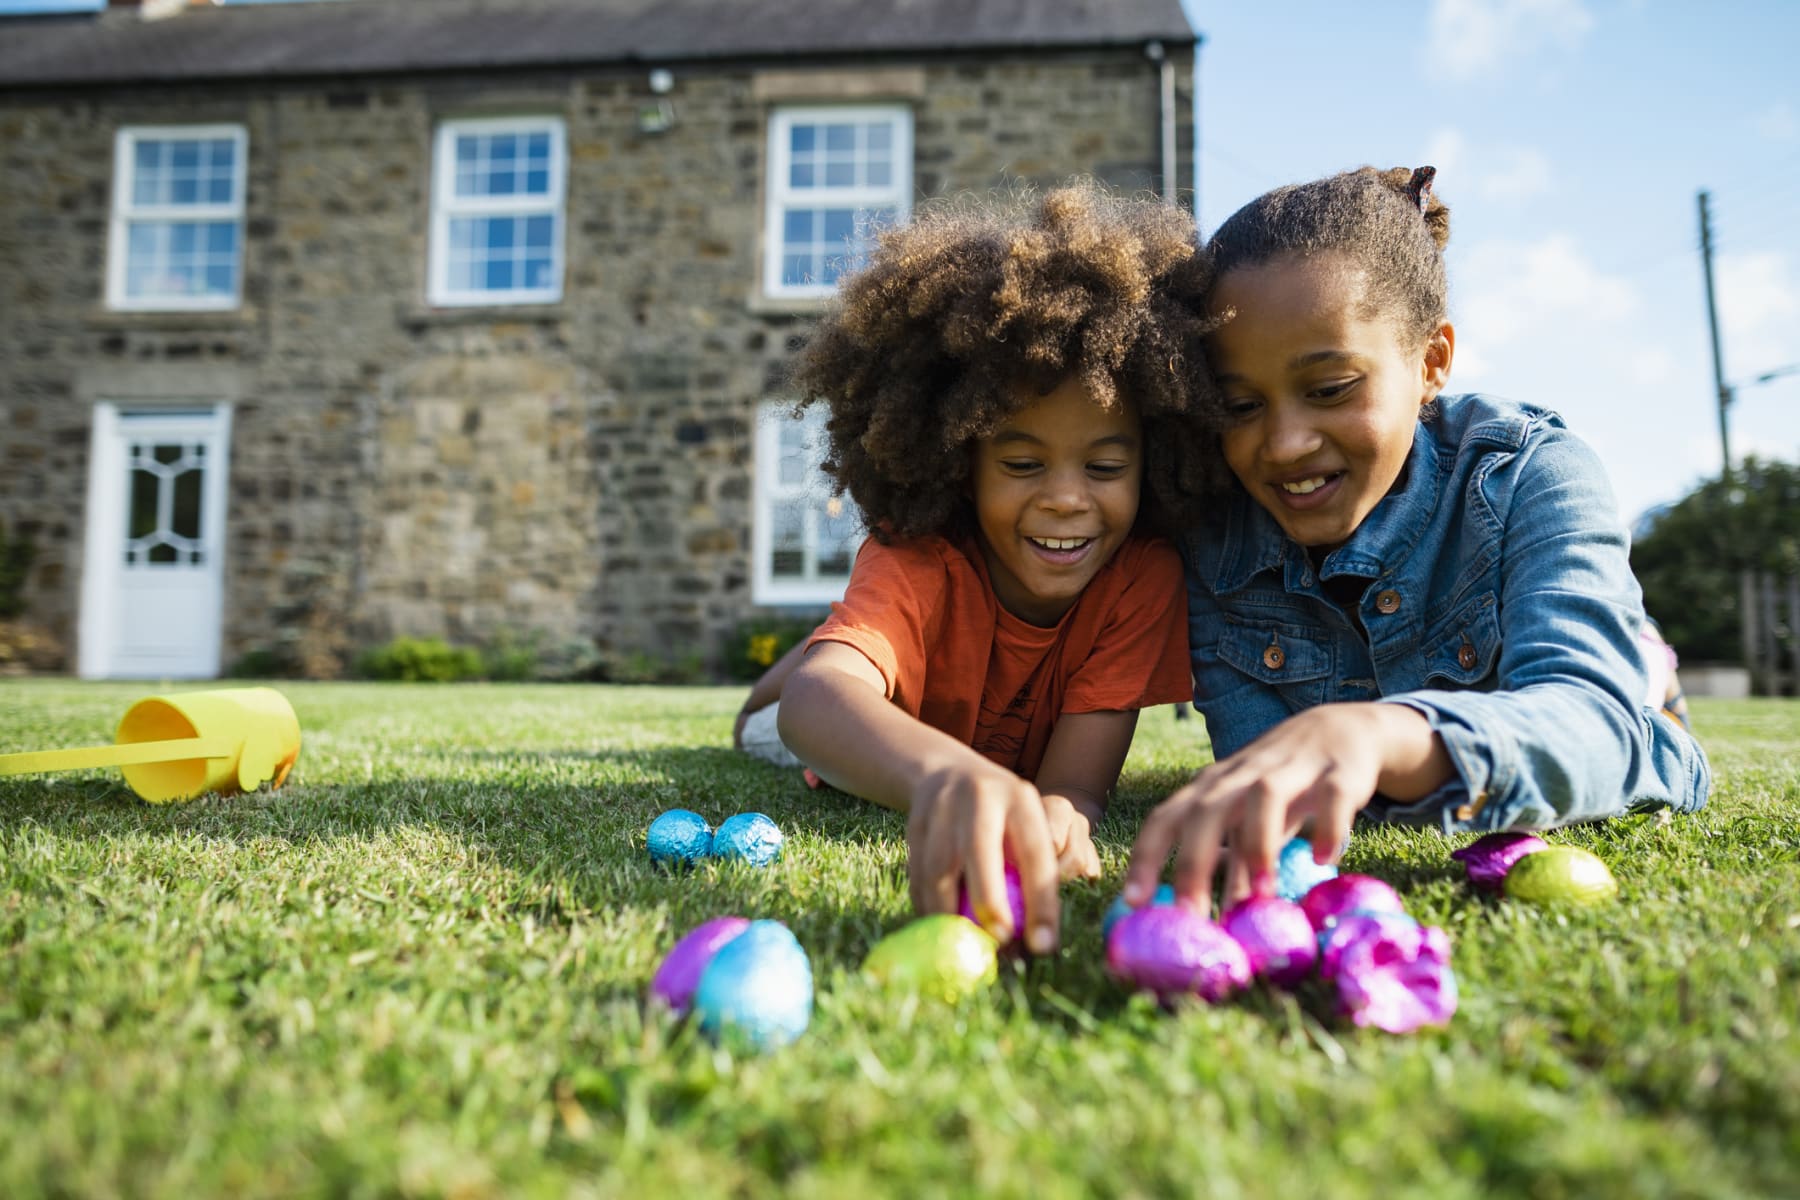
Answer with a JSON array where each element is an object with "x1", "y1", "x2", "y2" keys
[
  {"x1": 1207, "y1": 165, "x2": 1452, "y2": 345},
  {"x1": 790, "y1": 183, "x2": 1229, "y2": 544}
]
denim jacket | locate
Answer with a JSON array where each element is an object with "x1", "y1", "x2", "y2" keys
[{"x1": 1181, "y1": 392, "x2": 1710, "y2": 834}]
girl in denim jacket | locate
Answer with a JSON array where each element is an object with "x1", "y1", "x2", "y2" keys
[{"x1": 1123, "y1": 166, "x2": 1710, "y2": 914}]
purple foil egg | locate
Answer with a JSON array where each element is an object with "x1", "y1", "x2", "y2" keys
[
  {"x1": 1317, "y1": 913, "x2": 1434, "y2": 980},
  {"x1": 1328, "y1": 917, "x2": 1458, "y2": 1033},
  {"x1": 1299, "y1": 873, "x2": 1406, "y2": 931},
  {"x1": 958, "y1": 863, "x2": 1027, "y2": 944},
  {"x1": 1221, "y1": 895, "x2": 1318, "y2": 988},
  {"x1": 649, "y1": 916, "x2": 751, "y2": 1015},
  {"x1": 1451, "y1": 832, "x2": 1549, "y2": 892},
  {"x1": 1106, "y1": 905, "x2": 1252, "y2": 1003}
]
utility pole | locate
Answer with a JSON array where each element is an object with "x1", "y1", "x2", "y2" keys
[{"x1": 1697, "y1": 190, "x2": 1733, "y2": 477}]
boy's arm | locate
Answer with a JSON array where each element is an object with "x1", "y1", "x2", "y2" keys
[
  {"x1": 778, "y1": 641, "x2": 1063, "y2": 952},
  {"x1": 733, "y1": 637, "x2": 811, "y2": 748},
  {"x1": 1034, "y1": 709, "x2": 1140, "y2": 879}
]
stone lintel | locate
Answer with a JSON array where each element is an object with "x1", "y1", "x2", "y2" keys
[{"x1": 751, "y1": 67, "x2": 927, "y2": 103}]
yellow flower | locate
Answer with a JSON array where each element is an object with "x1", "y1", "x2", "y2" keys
[{"x1": 748, "y1": 633, "x2": 780, "y2": 668}]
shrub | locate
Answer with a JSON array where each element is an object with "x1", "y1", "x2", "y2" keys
[
  {"x1": 726, "y1": 615, "x2": 820, "y2": 682},
  {"x1": 0, "y1": 521, "x2": 35, "y2": 620},
  {"x1": 355, "y1": 636, "x2": 484, "y2": 683}
]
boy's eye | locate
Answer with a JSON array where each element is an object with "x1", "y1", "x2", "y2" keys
[{"x1": 999, "y1": 459, "x2": 1041, "y2": 473}]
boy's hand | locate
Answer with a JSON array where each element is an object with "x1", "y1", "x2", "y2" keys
[
  {"x1": 1122, "y1": 703, "x2": 1449, "y2": 915},
  {"x1": 1041, "y1": 794, "x2": 1102, "y2": 882},
  {"x1": 906, "y1": 762, "x2": 1061, "y2": 954}
]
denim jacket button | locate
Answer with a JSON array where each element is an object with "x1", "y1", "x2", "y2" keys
[
  {"x1": 1262, "y1": 643, "x2": 1286, "y2": 670},
  {"x1": 1457, "y1": 638, "x2": 1478, "y2": 670},
  {"x1": 1375, "y1": 589, "x2": 1402, "y2": 614}
]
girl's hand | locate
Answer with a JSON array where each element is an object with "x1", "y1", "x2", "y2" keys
[
  {"x1": 906, "y1": 762, "x2": 1062, "y2": 954},
  {"x1": 1041, "y1": 794, "x2": 1102, "y2": 882},
  {"x1": 1122, "y1": 703, "x2": 1449, "y2": 914}
]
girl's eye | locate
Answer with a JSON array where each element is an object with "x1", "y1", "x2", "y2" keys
[
  {"x1": 1224, "y1": 397, "x2": 1262, "y2": 420},
  {"x1": 1309, "y1": 379, "x2": 1358, "y2": 402}
]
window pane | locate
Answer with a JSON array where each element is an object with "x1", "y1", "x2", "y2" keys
[
  {"x1": 824, "y1": 124, "x2": 856, "y2": 152},
  {"x1": 790, "y1": 162, "x2": 815, "y2": 189},
  {"x1": 450, "y1": 218, "x2": 476, "y2": 252},
  {"x1": 128, "y1": 468, "x2": 160, "y2": 539},
  {"x1": 867, "y1": 161, "x2": 891, "y2": 187},
  {"x1": 527, "y1": 132, "x2": 549, "y2": 161},
  {"x1": 821, "y1": 209, "x2": 855, "y2": 246},
  {"x1": 147, "y1": 542, "x2": 179, "y2": 565},
  {"x1": 171, "y1": 141, "x2": 200, "y2": 170},
  {"x1": 204, "y1": 265, "x2": 233, "y2": 295},
  {"x1": 525, "y1": 215, "x2": 554, "y2": 250},
  {"x1": 526, "y1": 258, "x2": 554, "y2": 289},
  {"x1": 135, "y1": 141, "x2": 162, "y2": 171},
  {"x1": 486, "y1": 219, "x2": 515, "y2": 251},
  {"x1": 170, "y1": 223, "x2": 198, "y2": 256},
  {"x1": 790, "y1": 124, "x2": 815, "y2": 153},
  {"x1": 206, "y1": 222, "x2": 236, "y2": 254},
  {"x1": 824, "y1": 161, "x2": 855, "y2": 187},
  {"x1": 171, "y1": 175, "x2": 199, "y2": 205},
  {"x1": 783, "y1": 209, "x2": 813, "y2": 243},
  {"x1": 525, "y1": 168, "x2": 549, "y2": 194},
  {"x1": 456, "y1": 136, "x2": 479, "y2": 164},
  {"x1": 171, "y1": 467, "x2": 203, "y2": 540},
  {"x1": 485, "y1": 258, "x2": 514, "y2": 290},
  {"x1": 782, "y1": 253, "x2": 813, "y2": 287},
  {"x1": 770, "y1": 501, "x2": 805, "y2": 578},
  {"x1": 208, "y1": 138, "x2": 235, "y2": 170},
  {"x1": 867, "y1": 122, "x2": 892, "y2": 152}
]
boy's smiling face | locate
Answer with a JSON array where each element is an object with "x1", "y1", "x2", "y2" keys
[
  {"x1": 1209, "y1": 252, "x2": 1454, "y2": 551},
  {"x1": 971, "y1": 375, "x2": 1142, "y2": 626}
]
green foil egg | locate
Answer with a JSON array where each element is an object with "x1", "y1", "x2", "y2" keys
[
  {"x1": 862, "y1": 914, "x2": 1000, "y2": 1002},
  {"x1": 1503, "y1": 846, "x2": 1619, "y2": 905}
]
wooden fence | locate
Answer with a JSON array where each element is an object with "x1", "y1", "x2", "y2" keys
[{"x1": 1740, "y1": 569, "x2": 1800, "y2": 696}]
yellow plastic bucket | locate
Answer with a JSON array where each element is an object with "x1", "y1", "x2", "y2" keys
[{"x1": 0, "y1": 686, "x2": 300, "y2": 804}]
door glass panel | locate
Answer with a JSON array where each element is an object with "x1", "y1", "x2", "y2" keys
[
  {"x1": 171, "y1": 467, "x2": 202, "y2": 539},
  {"x1": 128, "y1": 466, "x2": 161, "y2": 540}
]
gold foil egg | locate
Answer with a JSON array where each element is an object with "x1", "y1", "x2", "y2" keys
[{"x1": 862, "y1": 914, "x2": 1000, "y2": 1002}]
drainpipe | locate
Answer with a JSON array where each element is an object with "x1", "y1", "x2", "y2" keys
[{"x1": 1146, "y1": 40, "x2": 1176, "y2": 204}]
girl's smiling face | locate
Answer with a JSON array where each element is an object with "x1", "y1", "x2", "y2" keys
[
  {"x1": 1208, "y1": 252, "x2": 1454, "y2": 551},
  {"x1": 971, "y1": 375, "x2": 1142, "y2": 626}
]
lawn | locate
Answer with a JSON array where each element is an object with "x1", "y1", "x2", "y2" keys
[{"x1": 2, "y1": 680, "x2": 1797, "y2": 1199}]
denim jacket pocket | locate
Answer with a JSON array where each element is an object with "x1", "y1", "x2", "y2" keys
[
  {"x1": 1219, "y1": 618, "x2": 1335, "y2": 710},
  {"x1": 1421, "y1": 590, "x2": 1501, "y2": 688}
]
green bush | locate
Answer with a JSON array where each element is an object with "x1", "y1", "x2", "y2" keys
[
  {"x1": 725, "y1": 614, "x2": 820, "y2": 682},
  {"x1": 354, "y1": 636, "x2": 484, "y2": 683},
  {"x1": 0, "y1": 521, "x2": 35, "y2": 620}
]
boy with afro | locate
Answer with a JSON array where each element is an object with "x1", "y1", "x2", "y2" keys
[{"x1": 736, "y1": 184, "x2": 1224, "y2": 954}]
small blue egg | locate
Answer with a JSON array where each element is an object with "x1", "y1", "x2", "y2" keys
[
  {"x1": 1277, "y1": 836, "x2": 1340, "y2": 902},
  {"x1": 646, "y1": 809, "x2": 713, "y2": 866},
  {"x1": 1102, "y1": 883, "x2": 1177, "y2": 941},
  {"x1": 712, "y1": 812, "x2": 784, "y2": 867},
  {"x1": 692, "y1": 919, "x2": 813, "y2": 1050}
]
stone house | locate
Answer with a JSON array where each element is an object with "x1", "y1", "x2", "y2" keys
[{"x1": 0, "y1": 0, "x2": 1199, "y2": 680}]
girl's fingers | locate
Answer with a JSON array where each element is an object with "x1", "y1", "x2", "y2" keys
[
  {"x1": 961, "y1": 792, "x2": 1015, "y2": 941},
  {"x1": 1006, "y1": 797, "x2": 1062, "y2": 954},
  {"x1": 907, "y1": 803, "x2": 960, "y2": 917}
]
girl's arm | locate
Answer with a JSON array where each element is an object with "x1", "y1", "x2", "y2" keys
[
  {"x1": 777, "y1": 641, "x2": 1064, "y2": 953},
  {"x1": 1034, "y1": 708, "x2": 1141, "y2": 880}
]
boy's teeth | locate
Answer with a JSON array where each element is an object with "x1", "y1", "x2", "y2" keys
[
  {"x1": 1281, "y1": 476, "x2": 1331, "y2": 495},
  {"x1": 1032, "y1": 537, "x2": 1088, "y2": 550}
]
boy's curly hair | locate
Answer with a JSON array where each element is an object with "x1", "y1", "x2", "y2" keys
[{"x1": 791, "y1": 183, "x2": 1226, "y2": 542}]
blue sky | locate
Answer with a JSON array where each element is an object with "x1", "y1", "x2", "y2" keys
[
  {"x1": 7, "y1": 0, "x2": 1794, "y2": 521},
  {"x1": 1185, "y1": 0, "x2": 1799, "y2": 520}
]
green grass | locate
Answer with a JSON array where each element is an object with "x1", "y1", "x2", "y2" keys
[{"x1": 2, "y1": 681, "x2": 1797, "y2": 1199}]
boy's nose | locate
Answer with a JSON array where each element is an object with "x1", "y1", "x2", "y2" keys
[{"x1": 1037, "y1": 470, "x2": 1093, "y2": 513}]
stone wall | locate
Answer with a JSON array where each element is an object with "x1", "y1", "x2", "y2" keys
[{"x1": 0, "y1": 47, "x2": 1196, "y2": 677}]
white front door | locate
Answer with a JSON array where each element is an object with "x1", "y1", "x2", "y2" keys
[{"x1": 79, "y1": 403, "x2": 233, "y2": 679}]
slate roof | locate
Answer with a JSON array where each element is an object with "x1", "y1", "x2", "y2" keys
[{"x1": 0, "y1": 0, "x2": 1196, "y2": 87}]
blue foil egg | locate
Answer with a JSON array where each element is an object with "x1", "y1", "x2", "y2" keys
[
  {"x1": 646, "y1": 809, "x2": 713, "y2": 866},
  {"x1": 1102, "y1": 884, "x2": 1177, "y2": 941},
  {"x1": 692, "y1": 919, "x2": 813, "y2": 1050},
  {"x1": 711, "y1": 812, "x2": 784, "y2": 867},
  {"x1": 1277, "y1": 836, "x2": 1340, "y2": 902}
]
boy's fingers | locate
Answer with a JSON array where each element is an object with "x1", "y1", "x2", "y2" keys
[
  {"x1": 961, "y1": 794, "x2": 1014, "y2": 942},
  {"x1": 1307, "y1": 774, "x2": 1361, "y2": 867},
  {"x1": 1123, "y1": 779, "x2": 1197, "y2": 903},
  {"x1": 1005, "y1": 798, "x2": 1061, "y2": 955},
  {"x1": 1170, "y1": 792, "x2": 1230, "y2": 917},
  {"x1": 1233, "y1": 778, "x2": 1291, "y2": 898}
]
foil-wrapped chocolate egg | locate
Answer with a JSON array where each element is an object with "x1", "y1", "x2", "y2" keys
[
  {"x1": 646, "y1": 808, "x2": 713, "y2": 866},
  {"x1": 650, "y1": 916, "x2": 752, "y2": 1015},
  {"x1": 863, "y1": 914, "x2": 1000, "y2": 1002},
  {"x1": 1277, "y1": 836, "x2": 1340, "y2": 902},
  {"x1": 1317, "y1": 912, "x2": 1432, "y2": 981},
  {"x1": 712, "y1": 812, "x2": 785, "y2": 866},
  {"x1": 958, "y1": 863, "x2": 1027, "y2": 943},
  {"x1": 1300, "y1": 873, "x2": 1406, "y2": 931},
  {"x1": 691, "y1": 919, "x2": 814, "y2": 1050},
  {"x1": 1102, "y1": 884, "x2": 1177, "y2": 941},
  {"x1": 1220, "y1": 895, "x2": 1318, "y2": 988},
  {"x1": 1106, "y1": 905, "x2": 1252, "y2": 1003},
  {"x1": 1325, "y1": 915, "x2": 1457, "y2": 1033},
  {"x1": 1451, "y1": 831, "x2": 1548, "y2": 892},
  {"x1": 1503, "y1": 846, "x2": 1618, "y2": 905}
]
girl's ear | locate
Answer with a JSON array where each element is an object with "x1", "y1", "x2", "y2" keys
[{"x1": 1421, "y1": 321, "x2": 1455, "y2": 401}]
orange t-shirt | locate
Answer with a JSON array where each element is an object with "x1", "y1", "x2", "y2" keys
[{"x1": 805, "y1": 533, "x2": 1192, "y2": 780}]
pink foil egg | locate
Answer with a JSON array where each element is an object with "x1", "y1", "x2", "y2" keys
[
  {"x1": 1326, "y1": 916, "x2": 1457, "y2": 1033},
  {"x1": 1451, "y1": 831, "x2": 1548, "y2": 892},
  {"x1": 1299, "y1": 873, "x2": 1406, "y2": 931},
  {"x1": 1220, "y1": 895, "x2": 1318, "y2": 988},
  {"x1": 1106, "y1": 904, "x2": 1252, "y2": 1003},
  {"x1": 649, "y1": 916, "x2": 751, "y2": 1015},
  {"x1": 958, "y1": 862, "x2": 1027, "y2": 944},
  {"x1": 1317, "y1": 913, "x2": 1438, "y2": 980}
]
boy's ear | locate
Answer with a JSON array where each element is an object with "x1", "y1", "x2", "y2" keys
[{"x1": 1421, "y1": 321, "x2": 1455, "y2": 400}]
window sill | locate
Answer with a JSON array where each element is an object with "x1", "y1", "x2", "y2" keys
[
  {"x1": 86, "y1": 308, "x2": 256, "y2": 332},
  {"x1": 400, "y1": 302, "x2": 571, "y2": 328},
  {"x1": 745, "y1": 292, "x2": 833, "y2": 317}
]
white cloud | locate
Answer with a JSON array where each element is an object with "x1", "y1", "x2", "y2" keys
[
  {"x1": 1481, "y1": 146, "x2": 1553, "y2": 201},
  {"x1": 1421, "y1": 128, "x2": 1552, "y2": 204},
  {"x1": 1453, "y1": 233, "x2": 1639, "y2": 351},
  {"x1": 1716, "y1": 251, "x2": 1800, "y2": 384},
  {"x1": 1426, "y1": 0, "x2": 1597, "y2": 81}
]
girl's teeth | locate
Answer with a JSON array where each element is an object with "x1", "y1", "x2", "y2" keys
[
  {"x1": 1033, "y1": 537, "x2": 1088, "y2": 550},
  {"x1": 1282, "y1": 476, "x2": 1330, "y2": 495}
]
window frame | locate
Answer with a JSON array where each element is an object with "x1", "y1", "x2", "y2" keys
[
  {"x1": 427, "y1": 115, "x2": 568, "y2": 307},
  {"x1": 106, "y1": 124, "x2": 249, "y2": 312},
  {"x1": 751, "y1": 401, "x2": 863, "y2": 606},
  {"x1": 762, "y1": 103, "x2": 913, "y2": 300}
]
